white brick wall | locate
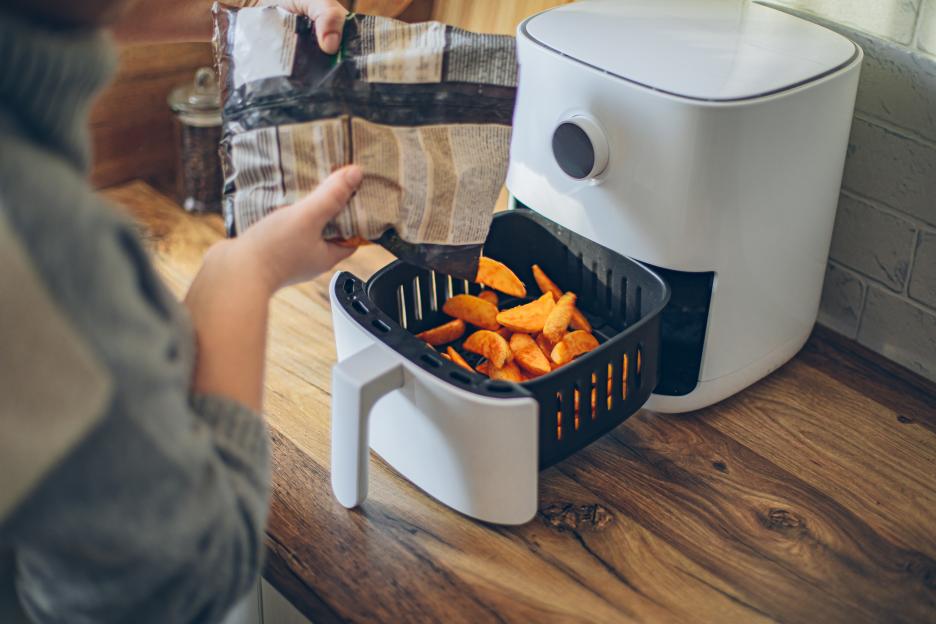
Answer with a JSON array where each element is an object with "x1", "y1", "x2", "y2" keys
[
  {"x1": 770, "y1": 0, "x2": 922, "y2": 44},
  {"x1": 918, "y1": 0, "x2": 936, "y2": 54},
  {"x1": 762, "y1": 1, "x2": 936, "y2": 381}
]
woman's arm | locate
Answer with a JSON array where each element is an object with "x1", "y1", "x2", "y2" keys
[
  {"x1": 113, "y1": 0, "x2": 348, "y2": 52},
  {"x1": 3, "y1": 145, "x2": 360, "y2": 624},
  {"x1": 184, "y1": 165, "x2": 362, "y2": 411}
]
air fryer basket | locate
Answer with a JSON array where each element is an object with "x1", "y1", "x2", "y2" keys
[{"x1": 333, "y1": 208, "x2": 669, "y2": 467}]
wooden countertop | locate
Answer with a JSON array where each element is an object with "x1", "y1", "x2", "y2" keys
[{"x1": 105, "y1": 181, "x2": 936, "y2": 624}]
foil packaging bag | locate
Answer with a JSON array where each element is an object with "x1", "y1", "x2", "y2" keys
[{"x1": 212, "y1": 4, "x2": 518, "y2": 279}]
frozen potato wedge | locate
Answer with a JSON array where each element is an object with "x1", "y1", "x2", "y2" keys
[
  {"x1": 476, "y1": 360, "x2": 491, "y2": 376},
  {"x1": 415, "y1": 319, "x2": 466, "y2": 346},
  {"x1": 550, "y1": 330, "x2": 600, "y2": 365},
  {"x1": 509, "y1": 333, "x2": 551, "y2": 377},
  {"x1": 442, "y1": 294, "x2": 500, "y2": 330},
  {"x1": 534, "y1": 333, "x2": 557, "y2": 369},
  {"x1": 475, "y1": 257, "x2": 526, "y2": 298},
  {"x1": 489, "y1": 360, "x2": 525, "y2": 383},
  {"x1": 496, "y1": 293, "x2": 555, "y2": 333},
  {"x1": 531, "y1": 264, "x2": 563, "y2": 300},
  {"x1": 331, "y1": 236, "x2": 372, "y2": 247},
  {"x1": 446, "y1": 346, "x2": 474, "y2": 373},
  {"x1": 570, "y1": 309, "x2": 592, "y2": 333},
  {"x1": 531, "y1": 264, "x2": 592, "y2": 332},
  {"x1": 463, "y1": 329, "x2": 512, "y2": 368},
  {"x1": 477, "y1": 290, "x2": 499, "y2": 307},
  {"x1": 543, "y1": 292, "x2": 577, "y2": 344}
]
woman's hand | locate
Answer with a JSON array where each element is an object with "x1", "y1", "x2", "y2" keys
[
  {"x1": 113, "y1": 0, "x2": 349, "y2": 47},
  {"x1": 236, "y1": 164, "x2": 363, "y2": 293},
  {"x1": 184, "y1": 165, "x2": 362, "y2": 410},
  {"x1": 260, "y1": 0, "x2": 348, "y2": 53}
]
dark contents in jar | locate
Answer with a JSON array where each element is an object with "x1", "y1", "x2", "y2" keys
[{"x1": 177, "y1": 121, "x2": 223, "y2": 213}]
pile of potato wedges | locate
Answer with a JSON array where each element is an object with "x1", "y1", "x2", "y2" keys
[{"x1": 414, "y1": 259, "x2": 602, "y2": 383}]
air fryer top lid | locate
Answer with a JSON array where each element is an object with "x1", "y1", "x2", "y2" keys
[{"x1": 521, "y1": 0, "x2": 858, "y2": 101}]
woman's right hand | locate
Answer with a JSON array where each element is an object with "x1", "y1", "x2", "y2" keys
[
  {"x1": 230, "y1": 164, "x2": 363, "y2": 294},
  {"x1": 184, "y1": 165, "x2": 362, "y2": 410},
  {"x1": 260, "y1": 0, "x2": 349, "y2": 53}
]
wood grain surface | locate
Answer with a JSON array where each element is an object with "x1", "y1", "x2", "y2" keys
[{"x1": 103, "y1": 181, "x2": 936, "y2": 623}]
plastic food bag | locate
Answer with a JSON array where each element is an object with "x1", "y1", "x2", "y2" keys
[{"x1": 212, "y1": 4, "x2": 517, "y2": 279}]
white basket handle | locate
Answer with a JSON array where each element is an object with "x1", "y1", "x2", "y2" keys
[{"x1": 330, "y1": 343, "x2": 405, "y2": 508}]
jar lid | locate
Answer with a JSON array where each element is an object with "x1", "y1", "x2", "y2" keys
[{"x1": 168, "y1": 67, "x2": 221, "y2": 113}]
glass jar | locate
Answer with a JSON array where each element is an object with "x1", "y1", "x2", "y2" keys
[{"x1": 168, "y1": 67, "x2": 223, "y2": 214}]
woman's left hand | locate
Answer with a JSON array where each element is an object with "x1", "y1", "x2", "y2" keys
[
  {"x1": 112, "y1": 0, "x2": 348, "y2": 47},
  {"x1": 260, "y1": 0, "x2": 349, "y2": 53}
]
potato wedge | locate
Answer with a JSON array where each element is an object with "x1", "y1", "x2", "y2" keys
[
  {"x1": 531, "y1": 264, "x2": 563, "y2": 300},
  {"x1": 475, "y1": 257, "x2": 526, "y2": 298},
  {"x1": 476, "y1": 360, "x2": 491, "y2": 376},
  {"x1": 531, "y1": 264, "x2": 592, "y2": 332},
  {"x1": 496, "y1": 293, "x2": 555, "y2": 333},
  {"x1": 442, "y1": 294, "x2": 499, "y2": 330},
  {"x1": 550, "y1": 330, "x2": 600, "y2": 365},
  {"x1": 330, "y1": 236, "x2": 372, "y2": 247},
  {"x1": 496, "y1": 326, "x2": 513, "y2": 340},
  {"x1": 477, "y1": 290, "x2": 499, "y2": 307},
  {"x1": 543, "y1": 292, "x2": 577, "y2": 344},
  {"x1": 415, "y1": 319, "x2": 466, "y2": 346},
  {"x1": 509, "y1": 333, "x2": 551, "y2": 377},
  {"x1": 534, "y1": 333, "x2": 557, "y2": 369},
  {"x1": 446, "y1": 346, "x2": 474, "y2": 373},
  {"x1": 463, "y1": 329, "x2": 512, "y2": 368},
  {"x1": 489, "y1": 360, "x2": 525, "y2": 383},
  {"x1": 440, "y1": 353, "x2": 451, "y2": 361},
  {"x1": 570, "y1": 309, "x2": 591, "y2": 333}
]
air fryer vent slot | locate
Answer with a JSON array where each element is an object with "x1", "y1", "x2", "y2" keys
[
  {"x1": 429, "y1": 271, "x2": 439, "y2": 311},
  {"x1": 420, "y1": 354, "x2": 442, "y2": 368},
  {"x1": 412, "y1": 277, "x2": 423, "y2": 321},
  {"x1": 396, "y1": 286, "x2": 408, "y2": 329},
  {"x1": 486, "y1": 381, "x2": 515, "y2": 394}
]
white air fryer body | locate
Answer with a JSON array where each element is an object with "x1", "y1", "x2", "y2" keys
[
  {"x1": 328, "y1": 0, "x2": 863, "y2": 525},
  {"x1": 507, "y1": 0, "x2": 862, "y2": 412},
  {"x1": 330, "y1": 275, "x2": 540, "y2": 525}
]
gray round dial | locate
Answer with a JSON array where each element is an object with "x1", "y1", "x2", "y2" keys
[{"x1": 552, "y1": 122, "x2": 596, "y2": 179}]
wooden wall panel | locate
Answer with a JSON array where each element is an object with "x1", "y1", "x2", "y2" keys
[
  {"x1": 429, "y1": 0, "x2": 573, "y2": 34},
  {"x1": 90, "y1": 43, "x2": 213, "y2": 191}
]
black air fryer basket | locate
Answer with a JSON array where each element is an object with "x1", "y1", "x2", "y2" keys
[{"x1": 333, "y1": 208, "x2": 669, "y2": 467}]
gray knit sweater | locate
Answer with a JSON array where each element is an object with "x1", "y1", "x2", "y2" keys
[{"x1": 0, "y1": 11, "x2": 270, "y2": 624}]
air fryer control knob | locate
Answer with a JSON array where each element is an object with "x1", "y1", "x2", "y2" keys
[{"x1": 552, "y1": 115, "x2": 609, "y2": 180}]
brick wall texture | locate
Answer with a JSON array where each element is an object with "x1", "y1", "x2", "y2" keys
[{"x1": 765, "y1": 0, "x2": 936, "y2": 382}]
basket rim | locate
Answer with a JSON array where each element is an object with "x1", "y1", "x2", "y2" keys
[{"x1": 359, "y1": 208, "x2": 671, "y2": 395}]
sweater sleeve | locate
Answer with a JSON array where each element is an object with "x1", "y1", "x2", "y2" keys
[
  {"x1": 0, "y1": 140, "x2": 271, "y2": 624},
  {"x1": 6, "y1": 391, "x2": 270, "y2": 624}
]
